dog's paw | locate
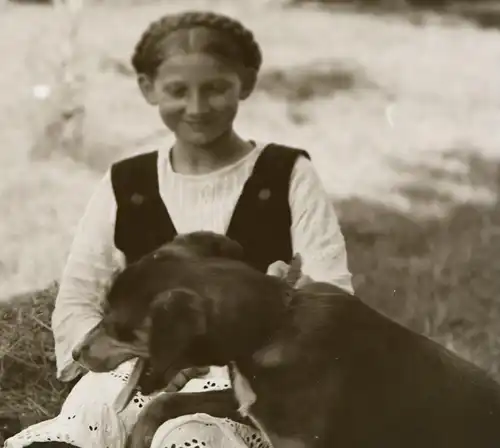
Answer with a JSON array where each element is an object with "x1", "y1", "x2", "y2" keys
[{"x1": 126, "y1": 399, "x2": 166, "y2": 448}]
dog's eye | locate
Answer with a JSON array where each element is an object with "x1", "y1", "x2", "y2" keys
[
  {"x1": 105, "y1": 321, "x2": 136, "y2": 343},
  {"x1": 115, "y1": 326, "x2": 136, "y2": 343}
]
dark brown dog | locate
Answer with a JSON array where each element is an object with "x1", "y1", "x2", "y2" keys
[{"x1": 75, "y1": 231, "x2": 500, "y2": 448}]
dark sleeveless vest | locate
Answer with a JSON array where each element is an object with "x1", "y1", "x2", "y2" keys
[{"x1": 110, "y1": 143, "x2": 311, "y2": 273}]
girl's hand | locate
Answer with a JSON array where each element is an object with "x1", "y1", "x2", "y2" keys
[
  {"x1": 266, "y1": 256, "x2": 314, "y2": 289},
  {"x1": 266, "y1": 260, "x2": 290, "y2": 279}
]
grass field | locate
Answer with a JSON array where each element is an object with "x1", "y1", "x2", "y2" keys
[{"x1": 1, "y1": 0, "x2": 500, "y2": 423}]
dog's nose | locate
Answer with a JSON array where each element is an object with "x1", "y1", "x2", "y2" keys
[
  {"x1": 71, "y1": 345, "x2": 83, "y2": 362},
  {"x1": 71, "y1": 348, "x2": 80, "y2": 362}
]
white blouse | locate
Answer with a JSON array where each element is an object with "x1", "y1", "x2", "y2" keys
[{"x1": 52, "y1": 142, "x2": 353, "y2": 382}]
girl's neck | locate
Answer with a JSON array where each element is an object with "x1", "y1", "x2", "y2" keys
[{"x1": 170, "y1": 131, "x2": 254, "y2": 175}]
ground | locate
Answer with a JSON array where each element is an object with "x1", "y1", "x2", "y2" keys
[{"x1": 0, "y1": 0, "x2": 499, "y2": 421}]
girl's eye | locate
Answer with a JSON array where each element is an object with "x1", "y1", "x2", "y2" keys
[
  {"x1": 206, "y1": 82, "x2": 230, "y2": 94},
  {"x1": 164, "y1": 84, "x2": 187, "y2": 98},
  {"x1": 162, "y1": 81, "x2": 231, "y2": 99}
]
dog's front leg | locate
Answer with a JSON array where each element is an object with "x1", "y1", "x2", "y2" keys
[
  {"x1": 126, "y1": 394, "x2": 170, "y2": 448},
  {"x1": 126, "y1": 390, "x2": 253, "y2": 448}
]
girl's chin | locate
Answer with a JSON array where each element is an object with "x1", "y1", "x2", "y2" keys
[{"x1": 176, "y1": 128, "x2": 231, "y2": 147}]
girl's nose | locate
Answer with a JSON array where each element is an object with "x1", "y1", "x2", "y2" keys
[{"x1": 185, "y1": 91, "x2": 210, "y2": 115}]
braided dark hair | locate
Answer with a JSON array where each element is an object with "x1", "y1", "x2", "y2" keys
[{"x1": 131, "y1": 11, "x2": 263, "y2": 91}]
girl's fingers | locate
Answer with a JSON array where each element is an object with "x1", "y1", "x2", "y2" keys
[
  {"x1": 286, "y1": 253, "x2": 303, "y2": 287},
  {"x1": 267, "y1": 257, "x2": 308, "y2": 289},
  {"x1": 295, "y1": 274, "x2": 314, "y2": 289}
]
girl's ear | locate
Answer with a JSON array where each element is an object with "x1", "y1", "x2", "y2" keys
[
  {"x1": 137, "y1": 74, "x2": 159, "y2": 106},
  {"x1": 239, "y1": 86, "x2": 253, "y2": 100},
  {"x1": 239, "y1": 68, "x2": 256, "y2": 100}
]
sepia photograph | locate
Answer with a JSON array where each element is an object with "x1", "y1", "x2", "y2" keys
[{"x1": 1, "y1": 0, "x2": 499, "y2": 446}]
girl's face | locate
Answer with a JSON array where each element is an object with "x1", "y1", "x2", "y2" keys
[{"x1": 139, "y1": 53, "x2": 247, "y2": 146}]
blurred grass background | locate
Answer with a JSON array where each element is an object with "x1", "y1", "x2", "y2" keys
[{"x1": 0, "y1": 0, "x2": 499, "y2": 423}]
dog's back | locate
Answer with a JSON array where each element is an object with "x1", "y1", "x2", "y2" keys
[{"x1": 243, "y1": 285, "x2": 500, "y2": 447}]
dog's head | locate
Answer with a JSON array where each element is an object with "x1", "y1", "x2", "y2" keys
[
  {"x1": 72, "y1": 232, "x2": 245, "y2": 391},
  {"x1": 166, "y1": 231, "x2": 245, "y2": 261}
]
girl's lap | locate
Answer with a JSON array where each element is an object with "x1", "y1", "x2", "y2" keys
[{"x1": 4, "y1": 361, "x2": 267, "y2": 448}]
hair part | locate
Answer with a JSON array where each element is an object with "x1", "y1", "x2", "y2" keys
[{"x1": 131, "y1": 11, "x2": 263, "y2": 93}]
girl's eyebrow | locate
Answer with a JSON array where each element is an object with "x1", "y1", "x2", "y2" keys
[
  {"x1": 160, "y1": 77, "x2": 233, "y2": 86},
  {"x1": 161, "y1": 79, "x2": 185, "y2": 86}
]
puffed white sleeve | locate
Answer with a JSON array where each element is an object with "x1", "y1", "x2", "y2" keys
[
  {"x1": 51, "y1": 170, "x2": 126, "y2": 382},
  {"x1": 289, "y1": 156, "x2": 354, "y2": 294}
]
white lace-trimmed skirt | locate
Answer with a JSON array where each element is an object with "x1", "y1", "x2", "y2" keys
[{"x1": 4, "y1": 359, "x2": 270, "y2": 448}]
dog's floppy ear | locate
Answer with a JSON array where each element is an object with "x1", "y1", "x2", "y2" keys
[{"x1": 144, "y1": 288, "x2": 208, "y2": 392}]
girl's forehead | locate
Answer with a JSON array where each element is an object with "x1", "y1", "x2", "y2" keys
[
  {"x1": 156, "y1": 53, "x2": 239, "y2": 81},
  {"x1": 158, "y1": 26, "x2": 242, "y2": 68}
]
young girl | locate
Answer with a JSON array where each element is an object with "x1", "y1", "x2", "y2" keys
[{"x1": 6, "y1": 10, "x2": 353, "y2": 448}]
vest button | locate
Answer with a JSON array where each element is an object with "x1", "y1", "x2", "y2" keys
[
  {"x1": 258, "y1": 188, "x2": 271, "y2": 201},
  {"x1": 131, "y1": 193, "x2": 144, "y2": 205}
]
